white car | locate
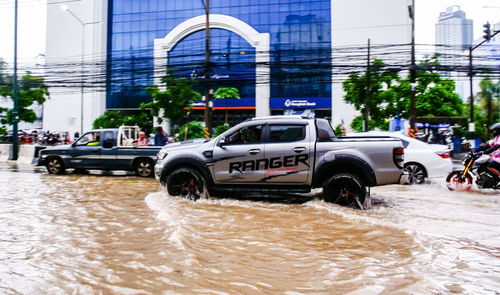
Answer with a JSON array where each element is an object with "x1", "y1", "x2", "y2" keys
[{"x1": 347, "y1": 131, "x2": 453, "y2": 184}]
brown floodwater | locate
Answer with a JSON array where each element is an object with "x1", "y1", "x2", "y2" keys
[{"x1": 1, "y1": 163, "x2": 499, "y2": 294}]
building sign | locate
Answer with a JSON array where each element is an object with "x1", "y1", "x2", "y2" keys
[
  {"x1": 190, "y1": 97, "x2": 331, "y2": 110},
  {"x1": 270, "y1": 97, "x2": 331, "y2": 109},
  {"x1": 284, "y1": 99, "x2": 316, "y2": 108}
]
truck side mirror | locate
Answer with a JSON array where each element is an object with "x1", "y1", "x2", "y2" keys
[
  {"x1": 103, "y1": 138, "x2": 113, "y2": 149},
  {"x1": 218, "y1": 137, "x2": 227, "y2": 147}
]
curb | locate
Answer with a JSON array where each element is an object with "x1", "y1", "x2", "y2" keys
[{"x1": 0, "y1": 144, "x2": 44, "y2": 164}]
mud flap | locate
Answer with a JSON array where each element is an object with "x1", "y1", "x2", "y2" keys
[{"x1": 361, "y1": 187, "x2": 371, "y2": 210}]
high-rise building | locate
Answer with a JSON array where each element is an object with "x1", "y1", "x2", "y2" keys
[{"x1": 435, "y1": 6, "x2": 473, "y2": 71}]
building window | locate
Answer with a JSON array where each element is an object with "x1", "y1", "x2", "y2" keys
[{"x1": 107, "y1": 0, "x2": 331, "y2": 109}]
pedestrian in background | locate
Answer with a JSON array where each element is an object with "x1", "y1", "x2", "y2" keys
[{"x1": 154, "y1": 126, "x2": 168, "y2": 146}]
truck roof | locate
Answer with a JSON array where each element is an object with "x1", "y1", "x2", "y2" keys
[
  {"x1": 88, "y1": 126, "x2": 140, "y2": 133},
  {"x1": 246, "y1": 115, "x2": 312, "y2": 122},
  {"x1": 88, "y1": 128, "x2": 118, "y2": 132}
]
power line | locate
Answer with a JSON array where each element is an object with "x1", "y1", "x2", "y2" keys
[{"x1": 2, "y1": 43, "x2": 498, "y2": 97}]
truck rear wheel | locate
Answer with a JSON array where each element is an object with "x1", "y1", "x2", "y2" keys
[
  {"x1": 46, "y1": 157, "x2": 65, "y2": 175},
  {"x1": 135, "y1": 159, "x2": 154, "y2": 177},
  {"x1": 166, "y1": 168, "x2": 207, "y2": 201},
  {"x1": 323, "y1": 173, "x2": 367, "y2": 209}
]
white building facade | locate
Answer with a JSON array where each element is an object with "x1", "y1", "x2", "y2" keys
[{"x1": 44, "y1": 0, "x2": 107, "y2": 137}]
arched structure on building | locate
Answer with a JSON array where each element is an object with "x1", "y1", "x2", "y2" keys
[{"x1": 154, "y1": 14, "x2": 270, "y2": 116}]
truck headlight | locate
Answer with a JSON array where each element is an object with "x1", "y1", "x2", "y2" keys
[{"x1": 157, "y1": 150, "x2": 168, "y2": 160}]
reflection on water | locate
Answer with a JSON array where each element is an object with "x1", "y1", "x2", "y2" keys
[{"x1": 0, "y1": 167, "x2": 499, "y2": 294}]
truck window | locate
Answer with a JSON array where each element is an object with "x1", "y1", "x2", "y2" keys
[
  {"x1": 226, "y1": 125, "x2": 263, "y2": 145},
  {"x1": 316, "y1": 119, "x2": 336, "y2": 141},
  {"x1": 102, "y1": 131, "x2": 114, "y2": 148},
  {"x1": 75, "y1": 132, "x2": 101, "y2": 146},
  {"x1": 269, "y1": 125, "x2": 305, "y2": 142}
]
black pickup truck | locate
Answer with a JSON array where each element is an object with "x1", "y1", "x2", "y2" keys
[{"x1": 38, "y1": 126, "x2": 161, "y2": 177}]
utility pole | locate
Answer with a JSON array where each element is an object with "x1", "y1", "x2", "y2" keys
[
  {"x1": 11, "y1": 0, "x2": 19, "y2": 160},
  {"x1": 409, "y1": 0, "x2": 416, "y2": 129},
  {"x1": 364, "y1": 38, "x2": 371, "y2": 132},
  {"x1": 203, "y1": 0, "x2": 212, "y2": 138},
  {"x1": 469, "y1": 46, "x2": 474, "y2": 132}
]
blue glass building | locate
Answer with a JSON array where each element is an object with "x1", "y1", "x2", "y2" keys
[{"x1": 107, "y1": 0, "x2": 332, "y2": 123}]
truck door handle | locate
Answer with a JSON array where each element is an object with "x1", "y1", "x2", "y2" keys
[
  {"x1": 248, "y1": 149, "x2": 261, "y2": 155},
  {"x1": 293, "y1": 147, "x2": 306, "y2": 153}
]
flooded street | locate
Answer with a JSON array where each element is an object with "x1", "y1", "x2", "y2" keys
[{"x1": 1, "y1": 163, "x2": 499, "y2": 294}]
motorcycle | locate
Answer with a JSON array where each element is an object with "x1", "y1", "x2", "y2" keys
[{"x1": 446, "y1": 151, "x2": 500, "y2": 191}]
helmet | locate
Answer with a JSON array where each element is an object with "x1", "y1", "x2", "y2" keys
[{"x1": 490, "y1": 123, "x2": 500, "y2": 137}]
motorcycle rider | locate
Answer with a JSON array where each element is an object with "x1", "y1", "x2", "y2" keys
[{"x1": 474, "y1": 123, "x2": 500, "y2": 179}]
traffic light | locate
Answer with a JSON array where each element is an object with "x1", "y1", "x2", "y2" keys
[{"x1": 483, "y1": 22, "x2": 491, "y2": 41}]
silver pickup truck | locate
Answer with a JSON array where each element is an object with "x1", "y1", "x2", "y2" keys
[{"x1": 154, "y1": 116, "x2": 406, "y2": 208}]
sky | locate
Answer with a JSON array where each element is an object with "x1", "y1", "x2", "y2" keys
[
  {"x1": 416, "y1": 0, "x2": 499, "y2": 45},
  {"x1": 0, "y1": 0, "x2": 499, "y2": 66},
  {"x1": 0, "y1": 0, "x2": 46, "y2": 66}
]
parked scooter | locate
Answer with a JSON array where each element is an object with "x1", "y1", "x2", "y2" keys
[{"x1": 446, "y1": 151, "x2": 500, "y2": 191}]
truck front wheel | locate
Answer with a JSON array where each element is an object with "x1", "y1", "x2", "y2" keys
[
  {"x1": 46, "y1": 157, "x2": 65, "y2": 175},
  {"x1": 166, "y1": 168, "x2": 207, "y2": 201},
  {"x1": 135, "y1": 159, "x2": 154, "y2": 177},
  {"x1": 323, "y1": 173, "x2": 367, "y2": 209}
]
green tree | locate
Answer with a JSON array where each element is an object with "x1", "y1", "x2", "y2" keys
[
  {"x1": 477, "y1": 77, "x2": 499, "y2": 126},
  {"x1": 0, "y1": 125, "x2": 7, "y2": 142},
  {"x1": 343, "y1": 59, "x2": 400, "y2": 131},
  {"x1": 92, "y1": 110, "x2": 152, "y2": 133},
  {"x1": 394, "y1": 56, "x2": 463, "y2": 119},
  {"x1": 92, "y1": 110, "x2": 123, "y2": 129},
  {"x1": 142, "y1": 70, "x2": 201, "y2": 124},
  {"x1": 213, "y1": 124, "x2": 230, "y2": 137},
  {"x1": 0, "y1": 62, "x2": 49, "y2": 125},
  {"x1": 213, "y1": 87, "x2": 240, "y2": 125},
  {"x1": 473, "y1": 77, "x2": 500, "y2": 141},
  {"x1": 178, "y1": 121, "x2": 205, "y2": 140},
  {"x1": 343, "y1": 56, "x2": 464, "y2": 132},
  {"x1": 332, "y1": 124, "x2": 343, "y2": 136}
]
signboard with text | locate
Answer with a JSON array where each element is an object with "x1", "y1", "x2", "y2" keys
[{"x1": 270, "y1": 97, "x2": 331, "y2": 109}]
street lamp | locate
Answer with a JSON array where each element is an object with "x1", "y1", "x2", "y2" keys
[{"x1": 61, "y1": 4, "x2": 100, "y2": 135}]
